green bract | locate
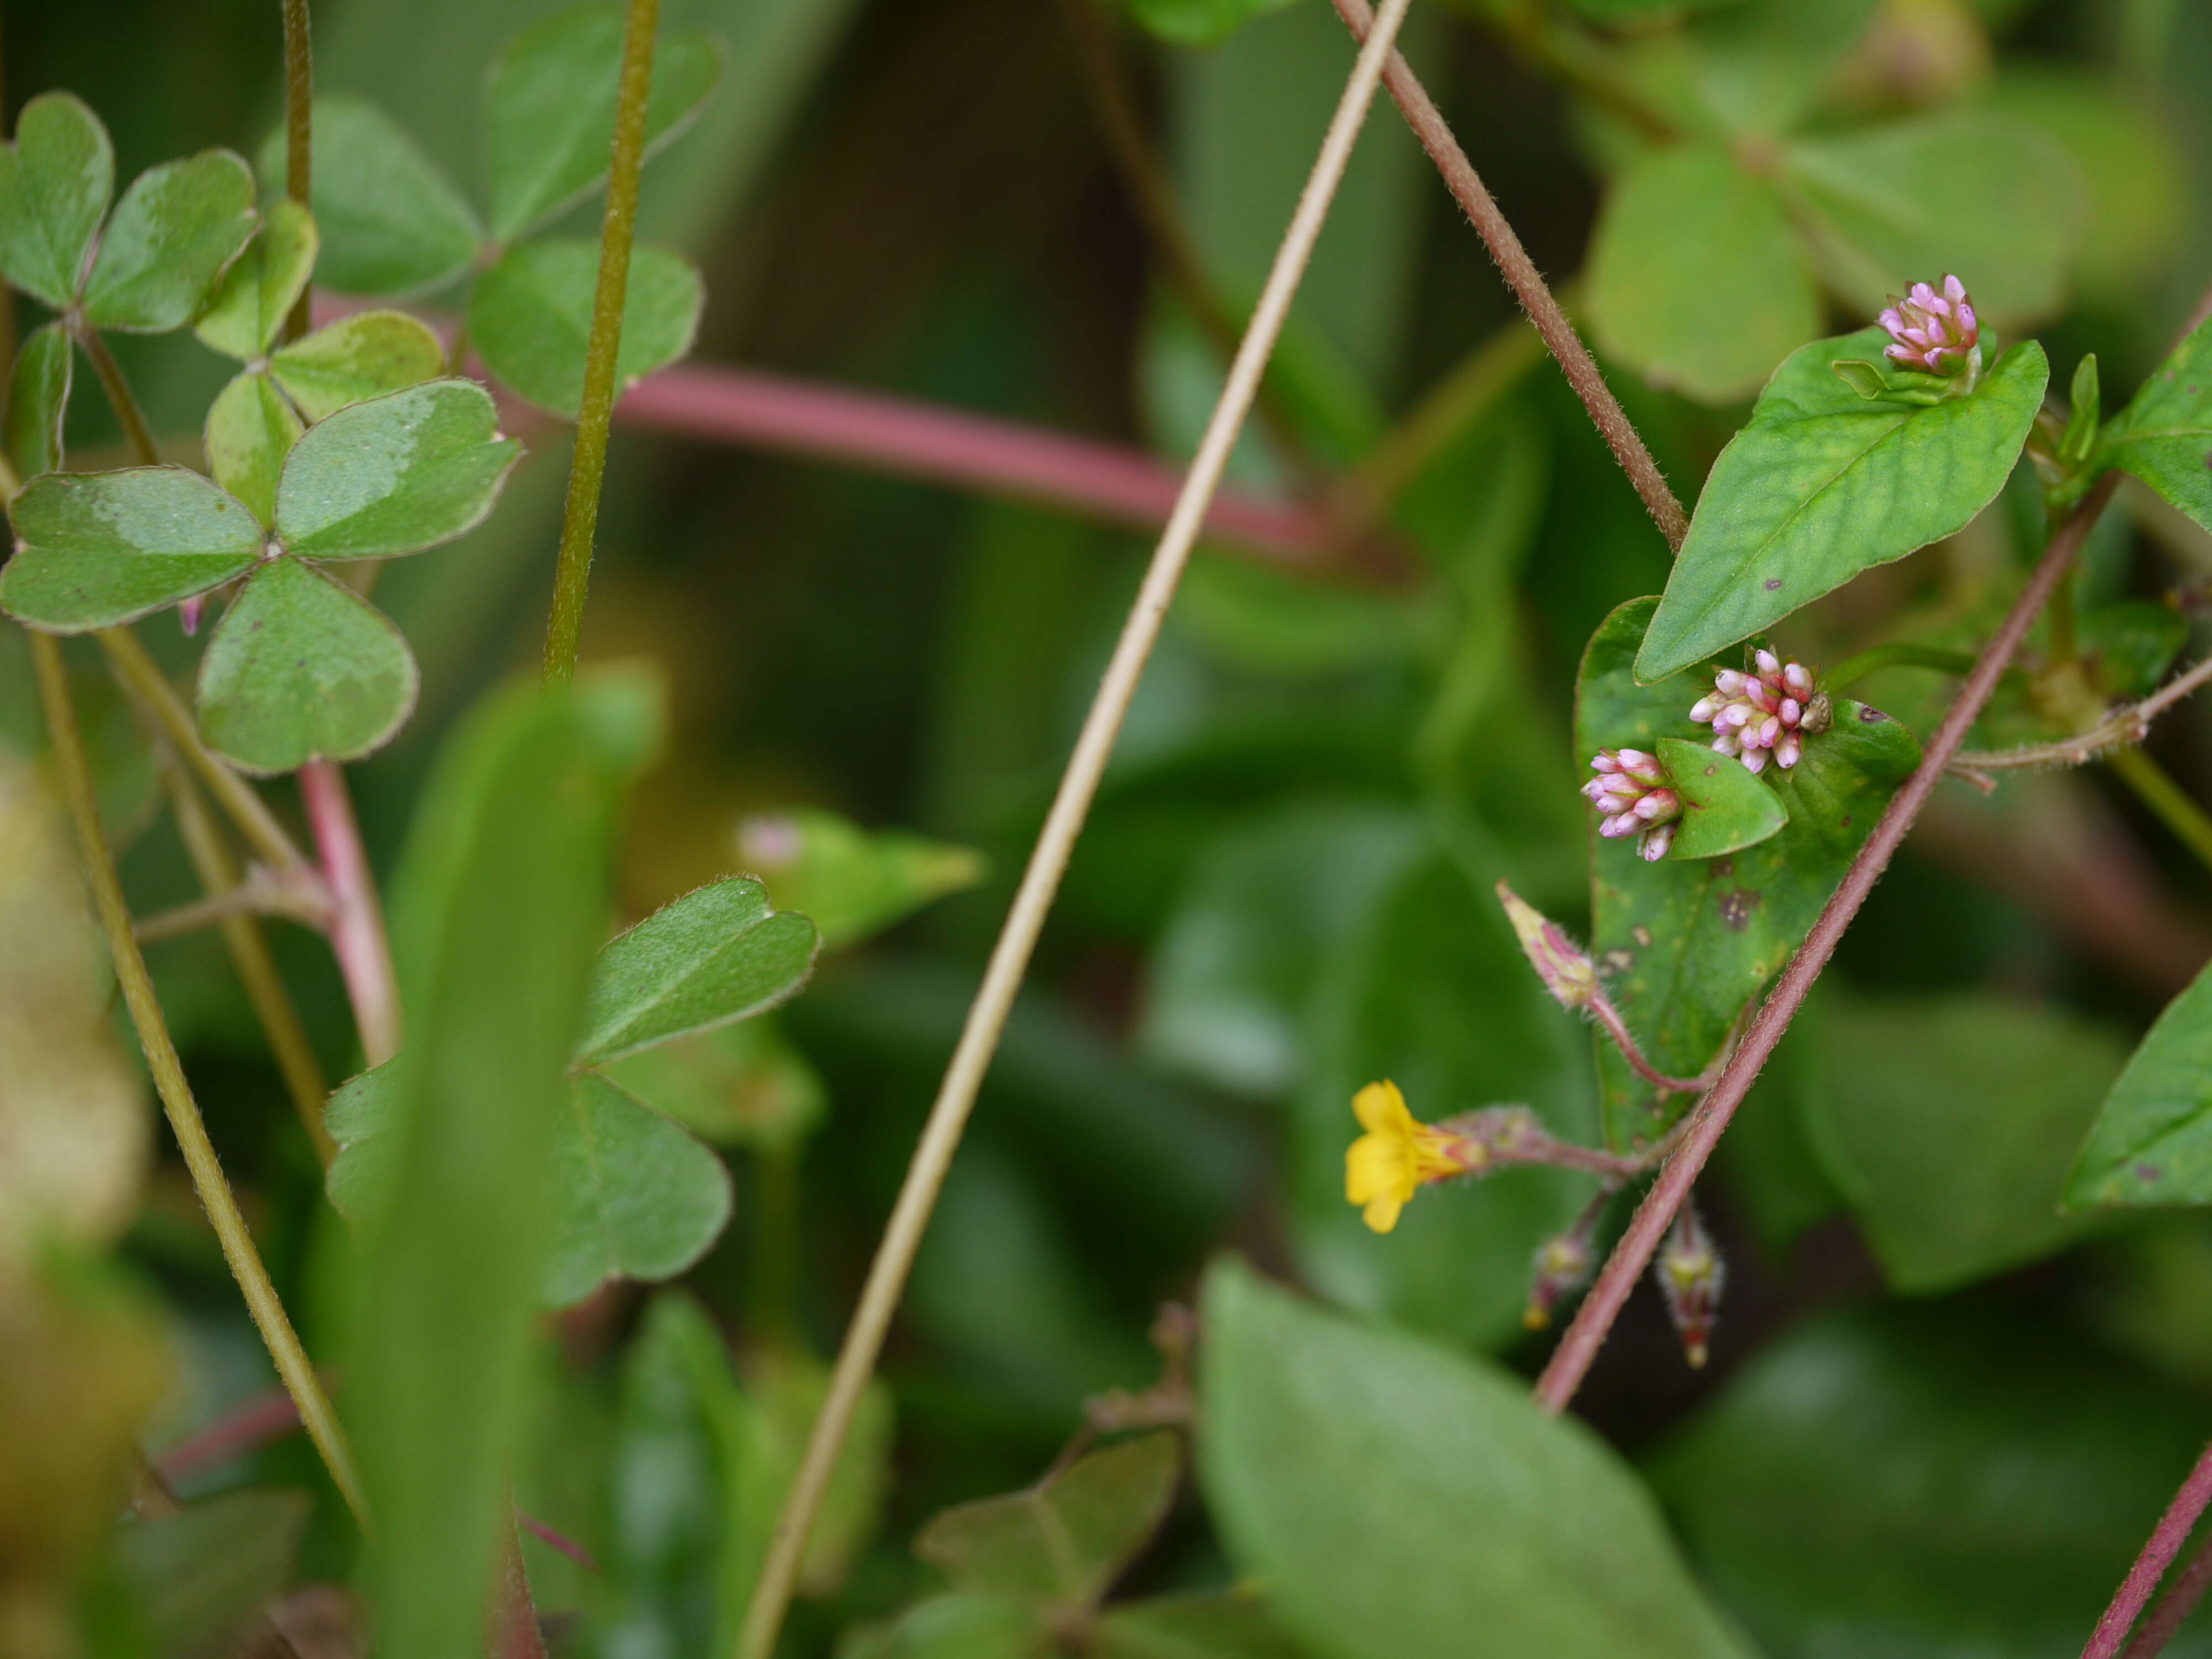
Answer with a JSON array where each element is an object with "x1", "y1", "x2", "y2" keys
[
  {"x1": 328, "y1": 874, "x2": 818, "y2": 1309},
  {"x1": 0, "y1": 378, "x2": 518, "y2": 773},
  {"x1": 1636, "y1": 327, "x2": 2047, "y2": 683},
  {"x1": 1655, "y1": 737, "x2": 1788, "y2": 859},
  {"x1": 1581, "y1": 600, "x2": 1920, "y2": 1148},
  {"x1": 258, "y1": 7, "x2": 716, "y2": 416}
]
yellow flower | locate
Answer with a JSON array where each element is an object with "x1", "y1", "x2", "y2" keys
[{"x1": 1344, "y1": 1081, "x2": 1469, "y2": 1234}]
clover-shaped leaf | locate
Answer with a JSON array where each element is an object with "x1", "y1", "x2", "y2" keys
[
  {"x1": 81, "y1": 148, "x2": 258, "y2": 332},
  {"x1": 468, "y1": 238, "x2": 703, "y2": 418},
  {"x1": 6, "y1": 322, "x2": 72, "y2": 481},
  {"x1": 266, "y1": 310, "x2": 446, "y2": 422},
  {"x1": 194, "y1": 197, "x2": 317, "y2": 360},
  {"x1": 258, "y1": 96, "x2": 482, "y2": 298},
  {"x1": 484, "y1": 4, "x2": 725, "y2": 242},
  {"x1": 195, "y1": 555, "x2": 418, "y2": 774},
  {"x1": 0, "y1": 467, "x2": 261, "y2": 630},
  {"x1": 575, "y1": 877, "x2": 821, "y2": 1065},
  {"x1": 204, "y1": 370, "x2": 302, "y2": 524},
  {"x1": 273, "y1": 379, "x2": 520, "y2": 560},
  {"x1": 1637, "y1": 327, "x2": 2047, "y2": 683},
  {"x1": 0, "y1": 92, "x2": 114, "y2": 311}
]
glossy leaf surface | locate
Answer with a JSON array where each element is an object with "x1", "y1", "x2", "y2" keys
[
  {"x1": 81, "y1": 149, "x2": 258, "y2": 332},
  {"x1": 1201, "y1": 1261, "x2": 1753, "y2": 1659},
  {"x1": 468, "y1": 239, "x2": 703, "y2": 418},
  {"x1": 273, "y1": 379, "x2": 520, "y2": 561},
  {"x1": 1639, "y1": 330, "x2": 2047, "y2": 682},
  {"x1": 195, "y1": 556, "x2": 418, "y2": 773},
  {"x1": 2071, "y1": 952, "x2": 2212, "y2": 1208},
  {"x1": 0, "y1": 466, "x2": 260, "y2": 632}
]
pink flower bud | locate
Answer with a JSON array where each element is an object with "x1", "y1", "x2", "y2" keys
[
  {"x1": 1639, "y1": 821, "x2": 1676, "y2": 862},
  {"x1": 1775, "y1": 734, "x2": 1802, "y2": 769},
  {"x1": 1783, "y1": 662, "x2": 1812, "y2": 696},
  {"x1": 1496, "y1": 882, "x2": 1599, "y2": 1011},
  {"x1": 1688, "y1": 696, "x2": 1717, "y2": 723},
  {"x1": 1524, "y1": 1223, "x2": 1598, "y2": 1331},
  {"x1": 1585, "y1": 750, "x2": 1682, "y2": 860},
  {"x1": 1879, "y1": 273, "x2": 1982, "y2": 378},
  {"x1": 1686, "y1": 653, "x2": 1820, "y2": 770},
  {"x1": 1754, "y1": 649, "x2": 1780, "y2": 676},
  {"x1": 1740, "y1": 749, "x2": 1768, "y2": 775},
  {"x1": 180, "y1": 595, "x2": 206, "y2": 636}
]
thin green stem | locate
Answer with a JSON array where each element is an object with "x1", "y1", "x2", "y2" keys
[
  {"x1": 1826, "y1": 641, "x2": 1985, "y2": 692},
  {"x1": 541, "y1": 0, "x2": 660, "y2": 685},
  {"x1": 280, "y1": 0, "x2": 314, "y2": 343},
  {"x1": 33, "y1": 632, "x2": 366, "y2": 1527},
  {"x1": 1345, "y1": 316, "x2": 1544, "y2": 515},
  {"x1": 76, "y1": 325, "x2": 161, "y2": 466},
  {"x1": 162, "y1": 763, "x2": 336, "y2": 1165},
  {"x1": 2108, "y1": 747, "x2": 2212, "y2": 875}
]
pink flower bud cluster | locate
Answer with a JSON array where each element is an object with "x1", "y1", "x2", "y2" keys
[
  {"x1": 1879, "y1": 274, "x2": 1979, "y2": 377},
  {"x1": 1582, "y1": 749, "x2": 1679, "y2": 863},
  {"x1": 1689, "y1": 649, "x2": 1815, "y2": 774}
]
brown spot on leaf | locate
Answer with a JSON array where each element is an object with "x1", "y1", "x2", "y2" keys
[
  {"x1": 1713, "y1": 859, "x2": 1734, "y2": 877},
  {"x1": 1716, "y1": 888, "x2": 1762, "y2": 931},
  {"x1": 1765, "y1": 578, "x2": 1783, "y2": 591},
  {"x1": 1632, "y1": 926, "x2": 1652, "y2": 947},
  {"x1": 1602, "y1": 948, "x2": 1634, "y2": 975},
  {"x1": 1859, "y1": 705, "x2": 1888, "y2": 723},
  {"x1": 2137, "y1": 1163, "x2": 2163, "y2": 1183}
]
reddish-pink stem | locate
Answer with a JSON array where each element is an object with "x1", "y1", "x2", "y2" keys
[
  {"x1": 2122, "y1": 1522, "x2": 2212, "y2": 1657},
  {"x1": 614, "y1": 363, "x2": 1329, "y2": 560},
  {"x1": 497, "y1": 1520, "x2": 549, "y2": 1659},
  {"x1": 157, "y1": 1381, "x2": 309, "y2": 1483},
  {"x1": 2087, "y1": 1442, "x2": 2212, "y2": 1658},
  {"x1": 1531, "y1": 474, "x2": 2120, "y2": 1416},
  {"x1": 300, "y1": 758, "x2": 401, "y2": 1067}
]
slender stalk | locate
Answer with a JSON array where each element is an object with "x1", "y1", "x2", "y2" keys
[
  {"x1": 2123, "y1": 1516, "x2": 2212, "y2": 1658},
  {"x1": 98, "y1": 629, "x2": 312, "y2": 874},
  {"x1": 1590, "y1": 992, "x2": 1717, "y2": 1097},
  {"x1": 2085, "y1": 1442, "x2": 2212, "y2": 1658},
  {"x1": 300, "y1": 759, "x2": 400, "y2": 1066},
  {"x1": 613, "y1": 363, "x2": 1333, "y2": 563},
  {"x1": 2108, "y1": 747, "x2": 2212, "y2": 875},
  {"x1": 76, "y1": 325, "x2": 163, "y2": 466},
  {"x1": 32, "y1": 631, "x2": 366, "y2": 1526},
  {"x1": 1328, "y1": 0, "x2": 1689, "y2": 552},
  {"x1": 542, "y1": 0, "x2": 660, "y2": 684},
  {"x1": 1532, "y1": 474, "x2": 2122, "y2": 1416},
  {"x1": 163, "y1": 766, "x2": 336, "y2": 1164},
  {"x1": 731, "y1": 3, "x2": 1420, "y2": 1652},
  {"x1": 280, "y1": 0, "x2": 314, "y2": 342}
]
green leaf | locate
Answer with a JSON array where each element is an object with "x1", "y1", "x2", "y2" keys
[
  {"x1": 484, "y1": 6, "x2": 727, "y2": 242},
  {"x1": 257, "y1": 96, "x2": 481, "y2": 298},
  {"x1": 1090, "y1": 1593, "x2": 1305, "y2": 1659},
  {"x1": 6, "y1": 321, "x2": 72, "y2": 481},
  {"x1": 1655, "y1": 737, "x2": 1788, "y2": 859},
  {"x1": 272, "y1": 379, "x2": 521, "y2": 561},
  {"x1": 1611, "y1": 0, "x2": 1883, "y2": 142},
  {"x1": 541, "y1": 1070, "x2": 733, "y2": 1308},
  {"x1": 2069, "y1": 953, "x2": 2212, "y2": 1208},
  {"x1": 0, "y1": 466, "x2": 260, "y2": 632},
  {"x1": 1637, "y1": 328, "x2": 2047, "y2": 682},
  {"x1": 347, "y1": 672, "x2": 648, "y2": 1659},
  {"x1": 267, "y1": 309, "x2": 446, "y2": 423},
  {"x1": 2060, "y1": 352, "x2": 2100, "y2": 465},
  {"x1": 573, "y1": 876, "x2": 820, "y2": 1065},
  {"x1": 1808, "y1": 992, "x2": 2127, "y2": 1293},
  {"x1": 1587, "y1": 144, "x2": 1818, "y2": 406},
  {"x1": 468, "y1": 239, "x2": 704, "y2": 419},
  {"x1": 2093, "y1": 313, "x2": 2212, "y2": 537},
  {"x1": 738, "y1": 1349, "x2": 895, "y2": 1600},
  {"x1": 0, "y1": 92, "x2": 113, "y2": 310},
  {"x1": 1647, "y1": 1305, "x2": 2212, "y2": 1659},
  {"x1": 1783, "y1": 111, "x2": 2085, "y2": 327},
  {"x1": 841, "y1": 1595, "x2": 1048, "y2": 1659},
  {"x1": 599, "y1": 1015, "x2": 827, "y2": 1148},
  {"x1": 1201, "y1": 1260, "x2": 1754, "y2": 1659},
  {"x1": 738, "y1": 806, "x2": 984, "y2": 951},
  {"x1": 195, "y1": 556, "x2": 418, "y2": 774},
  {"x1": 203, "y1": 371, "x2": 301, "y2": 526},
  {"x1": 111, "y1": 1488, "x2": 309, "y2": 1658},
  {"x1": 1137, "y1": 802, "x2": 1425, "y2": 1099},
  {"x1": 1291, "y1": 833, "x2": 1596, "y2": 1349},
  {"x1": 1124, "y1": 0, "x2": 1299, "y2": 48},
  {"x1": 192, "y1": 197, "x2": 317, "y2": 361},
  {"x1": 81, "y1": 150, "x2": 258, "y2": 333},
  {"x1": 1583, "y1": 599, "x2": 1921, "y2": 1147},
  {"x1": 915, "y1": 1432, "x2": 1181, "y2": 1607}
]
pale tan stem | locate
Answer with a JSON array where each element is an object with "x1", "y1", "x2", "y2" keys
[{"x1": 729, "y1": 2, "x2": 1421, "y2": 1652}]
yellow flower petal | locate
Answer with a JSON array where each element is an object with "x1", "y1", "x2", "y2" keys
[
  {"x1": 1353, "y1": 1079, "x2": 1410, "y2": 1136},
  {"x1": 1361, "y1": 1191, "x2": 1406, "y2": 1233}
]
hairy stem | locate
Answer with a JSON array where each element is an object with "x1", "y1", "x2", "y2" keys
[
  {"x1": 2086, "y1": 1442, "x2": 2212, "y2": 1658},
  {"x1": 542, "y1": 0, "x2": 660, "y2": 684},
  {"x1": 2122, "y1": 1512, "x2": 2212, "y2": 1658},
  {"x1": 300, "y1": 759, "x2": 400, "y2": 1066},
  {"x1": 1952, "y1": 656, "x2": 2212, "y2": 773},
  {"x1": 98, "y1": 629, "x2": 314, "y2": 874},
  {"x1": 1590, "y1": 992, "x2": 1718, "y2": 1096},
  {"x1": 1532, "y1": 474, "x2": 2122, "y2": 1416},
  {"x1": 162, "y1": 766, "x2": 336, "y2": 1164},
  {"x1": 33, "y1": 632, "x2": 367, "y2": 1526},
  {"x1": 280, "y1": 0, "x2": 313, "y2": 342},
  {"x1": 76, "y1": 325, "x2": 163, "y2": 466},
  {"x1": 732, "y1": 4, "x2": 1421, "y2": 1652},
  {"x1": 1328, "y1": 0, "x2": 1689, "y2": 551}
]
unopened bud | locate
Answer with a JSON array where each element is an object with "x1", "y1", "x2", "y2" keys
[
  {"x1": 1879, "y1": 274, "x2": 1981, "y2": 383},
  {"x1": 1688, "y1": 651, "x2": 1820, "y2": 772},
  {"x1": 1524, "y1": 1226, "x2": 1598, "y2": 1331},
  {"x1": 179, "y1": 594, "x2": 206, "y2": 637},
  {"x1": 1656, "y1": 1203, "x2": 1724, "y2": 1368},
  {"x1": 1496, "y1": 883, "x2": 1598, "y2": 1011},
  {"x1": 1585, "y1": 750, "x2": 1681, "y2": 862}
]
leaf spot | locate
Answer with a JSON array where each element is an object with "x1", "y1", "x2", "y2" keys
[
  {"x1": 2137, "y1": 1163, "x2": 2163, "y2": 1183},
  {"x1": 1858, "y1": 705, "x2": 1888, "y2": 723},
  {"x1": 1601, "y1": 948, "x2": 1634, "y2": 975},
  {"x1": 1632, "y1": 926, "x2": 1652, "y2": 947},
  {"x1": 1764, "y1": 578, "x2": 1782, "y2": 591},
  {"x1": 1716, "y1": 888, "x2": 1762, "y2": 932}
]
